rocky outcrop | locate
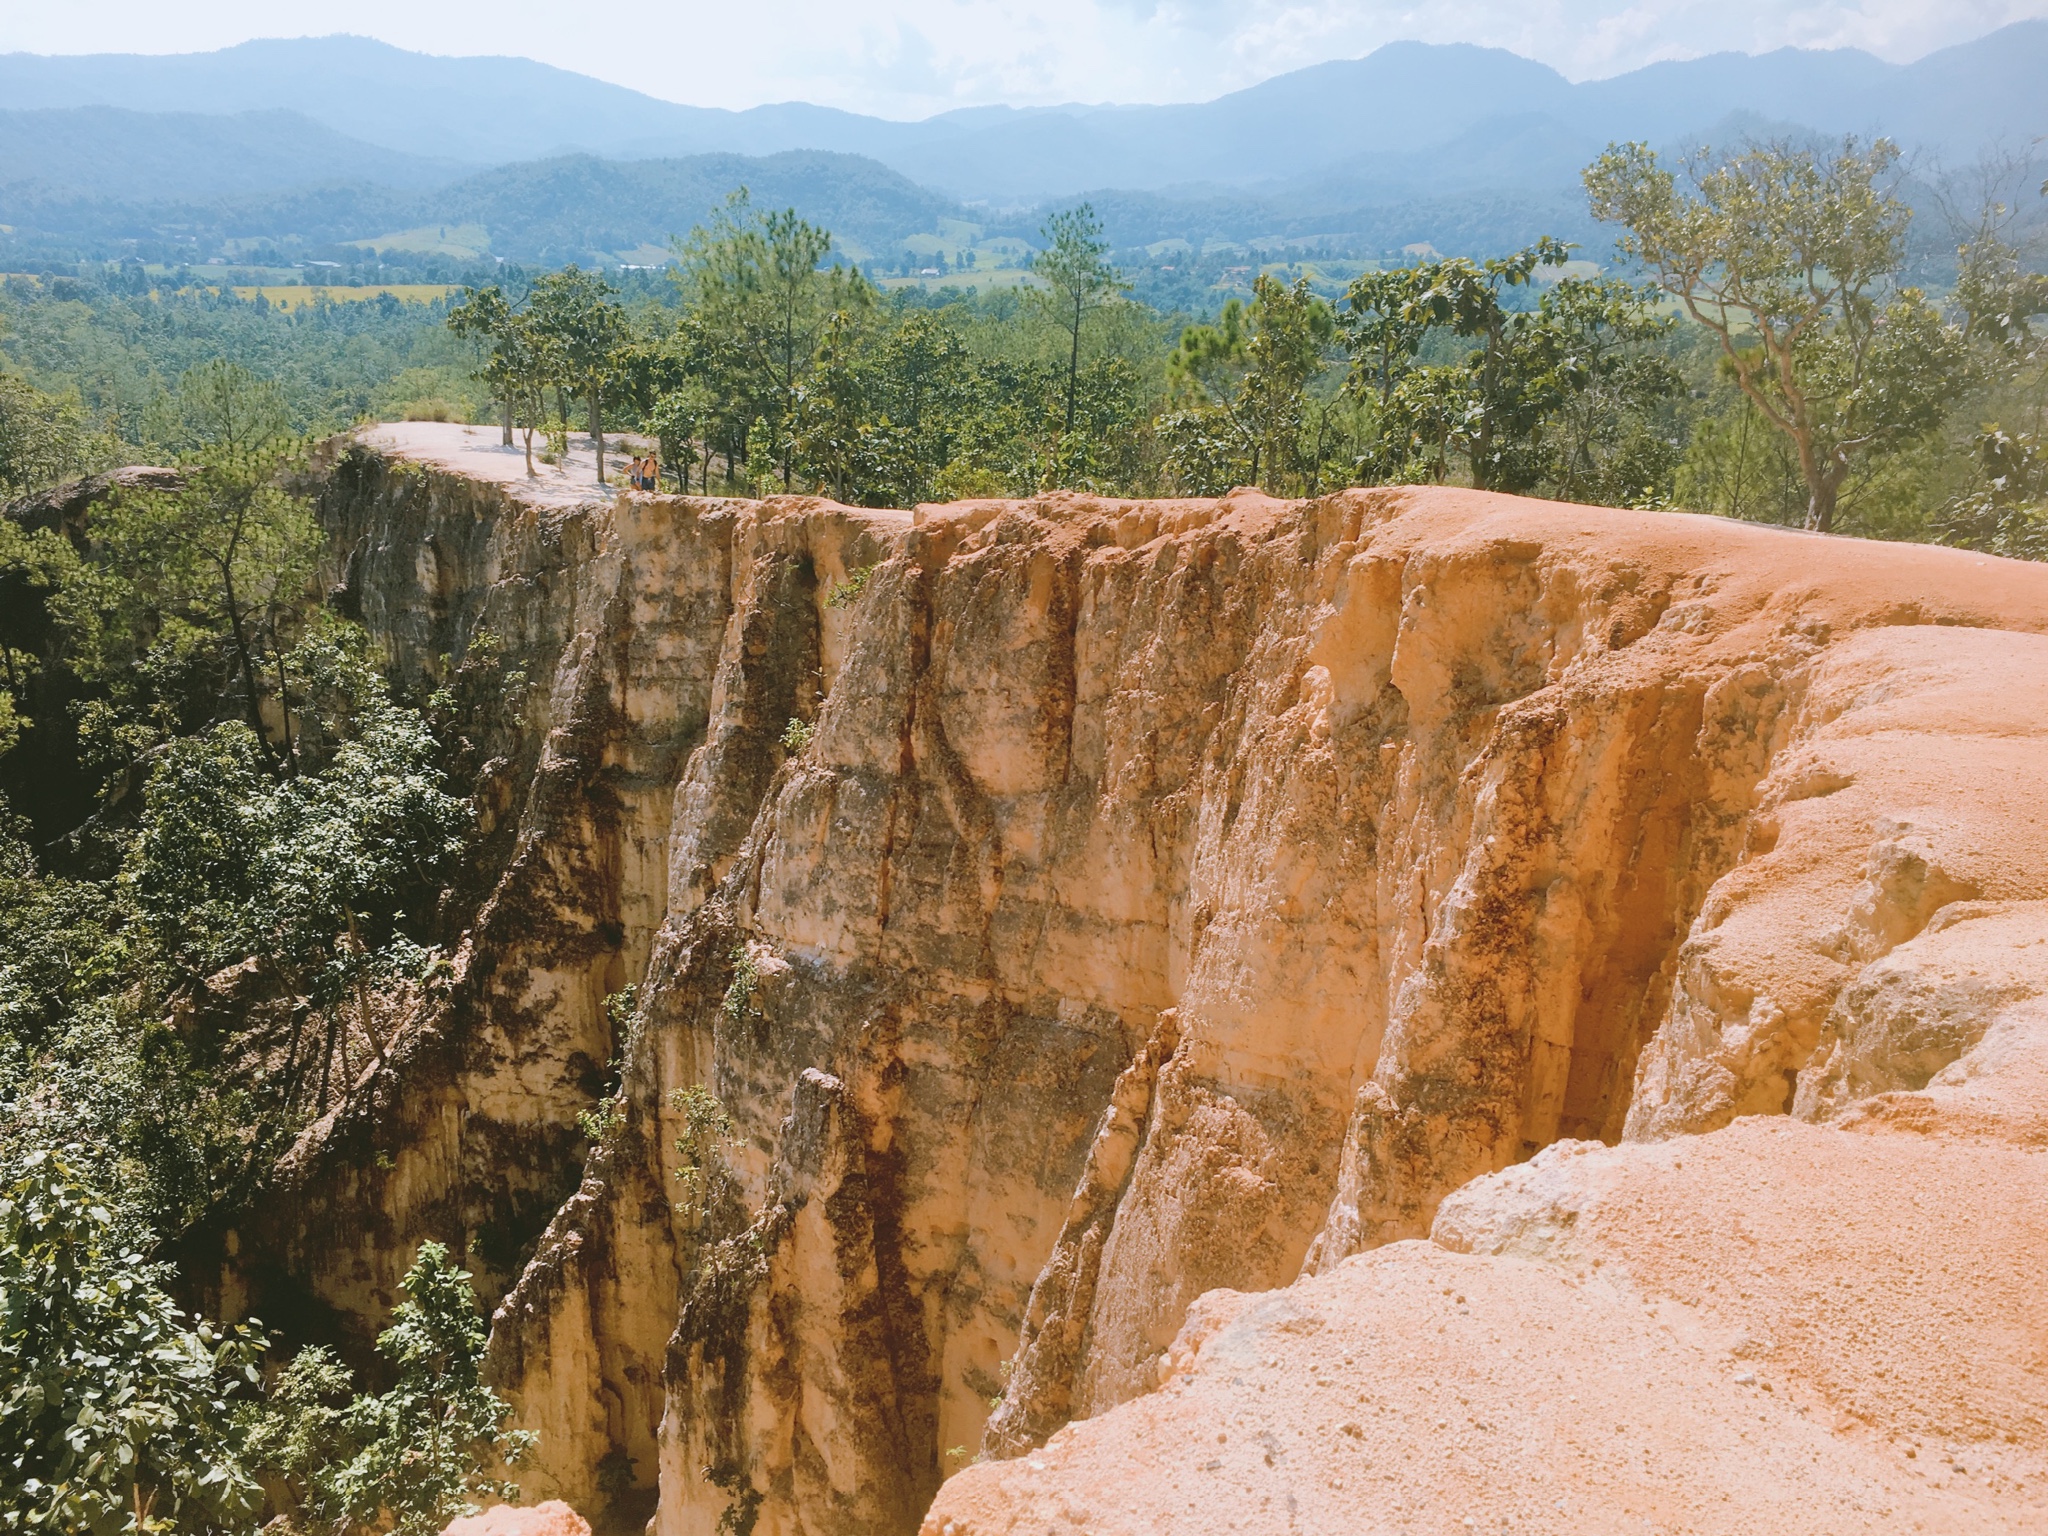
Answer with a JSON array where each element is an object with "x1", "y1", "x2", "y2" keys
[
  {"x1": 268, "y1": 424, "x2": 2048, "y2": 1535},
  {"x1": 4, "y1": 464, "x2": 185, "y2": 545},
  {"x1": 929, "y1": 621, "x2": 2048, "y2": 1536}
]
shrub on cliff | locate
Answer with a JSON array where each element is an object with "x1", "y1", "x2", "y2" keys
[
  {"x1": 0, "y1": 1146, "x2": 266, "y2": 1535},
  {"x1": 247, "y1": 1241, "x2": 531, "y2": 1536},
  {"x1": 0, "y1": 373, "x2": 117, "y2": 503},
  {"x1": 0, "y1": 1149, "x2": 530, "y2": 1536}
]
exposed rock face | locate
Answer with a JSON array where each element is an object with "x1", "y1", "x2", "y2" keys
[
  {"x1": 269, "y1": 424, "x2": 2048, "y2": 1535},
  {"x1": 925, "y1": 514, "x2": 2048, "y2": 1534}
]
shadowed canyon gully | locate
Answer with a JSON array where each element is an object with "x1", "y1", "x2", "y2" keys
[{"x1": 239, "y1": 423, "x2": 2048, "y2": 1534}]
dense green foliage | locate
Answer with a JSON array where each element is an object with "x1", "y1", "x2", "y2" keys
[
  {"x1": 0, "y1": 1150, "x2": 525, "y2": 1535},
  {"x1": 1590, "y1": 139, "x2": 1959, "y2": 531},
  {"x1": 9, "y1": 136, "x2": 2043, "y2": 549},
  {"x1": 0, "y1": 404, "x2": 467, "y2": 1242},
  {"x1": 0, "y1": 1148, "x2": 264, "y2": 1535},
  {"x1": 243, "y1": 1241, "x2": 532, "y2": 1536},
  {"x1": 0, "y1": 318, "x2": 529, "y2": 1528},
  {"x1": 405, "y1": 154, "x2": 2046, "y2": 543},
  {"x1": 1, "y1": 146, "x2": 960, "y2": 272},
  {"x1": 0, "y1": 279, "x2": 490, "y2": 447}
]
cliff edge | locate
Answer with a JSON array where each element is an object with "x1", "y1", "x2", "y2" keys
[{"x1": 269, "y1": 423, "x2": 2047, "y2": 1535}]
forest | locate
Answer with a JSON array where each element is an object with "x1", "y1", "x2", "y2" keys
[
  {"x1": 0, "y1": 132, "x2": 2045, "y2": 1534},
  {"x1": 9, "y1": 143, "x2": 2048, "y2": 551}
]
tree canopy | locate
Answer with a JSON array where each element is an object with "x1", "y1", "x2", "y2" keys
[{"x1": 1585, "y1": 137, "x2": 1959, "y2": 532}]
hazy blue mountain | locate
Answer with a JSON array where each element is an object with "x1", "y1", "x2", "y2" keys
[
  {"x1": 5, "y1": 25, "x2": 2047, "y2": 270},
  {"x1": 1265, "y1": 113, "x2": 1610, "y2": 212},
  {"x1": 1876, "y1": 24, "x2": 2048, "y2": 151},
  {"x1": 0, "y1": 148, "x2": 961, "y2": 268},
  {"x1": 0, "y1": 106, "x2": 465, "y2": 201},
  {"x1": 0, "y1": 35, "x2": 962, "y2": 170},
  {"x1": 427, "y1": 151, "x2": 959, "y2": 262},
  {"x1": 5, "y1": 25, "x2": 2047, "y2": 205},
  {"x1": 876, "y1": 43, "x2": 1577, "y2": 199},
  {"x1": 1566, "y1": 47, "x2": 1898, "y2": 144},
  {"x1": 0, "y1": 36, "x2": 749, "y2": 166}
]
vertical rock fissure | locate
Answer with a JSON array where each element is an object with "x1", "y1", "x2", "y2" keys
[{"x1": 982, "y1": 1009, "x2": 1182, "y2": 1456}]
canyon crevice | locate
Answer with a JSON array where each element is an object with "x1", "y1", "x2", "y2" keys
[{"x1": 231, "y1": 424, "x2": 2048, "y2": 1534}]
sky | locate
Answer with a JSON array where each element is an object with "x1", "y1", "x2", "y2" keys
[{"x1": 2, "y1": 0, "x2": 2043, "y2": 118}]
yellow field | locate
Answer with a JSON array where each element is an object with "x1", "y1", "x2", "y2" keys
[{"x1": 229, "y1": 284, "x2": 463, "y2": 311}]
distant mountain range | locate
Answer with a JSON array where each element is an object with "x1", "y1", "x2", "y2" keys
[
  {"x1": 1, "y1": 27, "x2": 2044, "y2": 267},
  {"x1": 0, "y1": 147, "x2": 962, "y2": 268},
  {"x1": 7, "y1": 28, "x2": 2047, "y2": 202},
  {"x1": 0, "y1": 106, "x2": 463, "y2": 203}
]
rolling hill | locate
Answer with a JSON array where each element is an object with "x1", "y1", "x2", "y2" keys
[
  {"x1": 0, "y1": 106, "x2": 464, "y2": 202},
  {"x1": 3, "y1": 27, "x2": 2045, "y2": 270},
  {"x1": 0, "y1": 148, "x2": 964, "y2": 269},
  {"x1": 5, "y1": 26, "x2": 2047, "y2": 204},
  {"x1": 420, "y1": 151, "x2": 959, "y2": 263}
]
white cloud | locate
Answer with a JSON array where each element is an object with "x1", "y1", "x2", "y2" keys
[{"x1": 1, "y1": 0, "x2": 2042, "y2": 116}]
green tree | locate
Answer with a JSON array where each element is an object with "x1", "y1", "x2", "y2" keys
[
  {"x1": 1527, "y1": 277, "x2": 1682, "y2": 504},
  {"x1": 1936, "y1": 426, "x2": 2048, "y2": 559},
  {"x1": 0, "y1": 375, "x2": 113, "y2": 501},
  {"x1": 671, "y1": 192, "x2": 873, "y2": 491},
  {"x1": 858, "y1": 313, "x2": 973, "y2": 504},
  {"x1": 0, "y1": 802, "x2": 124, "y2": 1053},
  {"x1": 1043, "y1": 357, "x2": 1148, "y2": 494},
  {"x1": 0, "y1": 617, "x2": 465, "y2": 1246},
  {"x1": 125, "y1": 628, "x2": 466, "y2": 1136},
  {"x1": 1585, "y1": 137, "x2": 1960, "y2": 532},
  {"x1": 277, "y1": 1242, "x2": 532, "y2": 1536},
  {"x1": 30, "y1": 363, "x2": 318, "y2": 792},
  {"x1": 0, "y1": 1147, "x2": 265, "y2": 1535},
  {"x1": 1373, "y1": 364, "x2": 1480, "y2": 487},
  {"x1": 1165, "y1": 276, "x2": 1338, "y2": 493},
  {"x1": 1241, "y1": 275, "x2": 1338, "y2": 490},
  {"x1": 1029, "y1": 205, "x2": 1131, "y2": 439},
  {"x1": 447, "y1": 286, "x2": 517, "y2": 447},
  {"x1": 789, "y1": 311, "x2": 875, "y2": 504},
  {"x1": 1338, "y1": 265, "x2": 1439, "y2": 415},
  {"x1": 0, "y1": 515, "x2": 78, "y2": 761},
  {"x1": 1402, "y1": 239, "x2": 1574, "y2": 492},
  {"x1": 526, "y1": 269, "x2": 631, "y2": 484},
  {"x1": 646, "y1": 386, "x2": 710, "y2": 494},
  {"x1": 447, "y1": 286, "x2": 557, "y2": 461},
  {"x1": 235, "y1": 1349, "x2": 354, "y2": 1532}
]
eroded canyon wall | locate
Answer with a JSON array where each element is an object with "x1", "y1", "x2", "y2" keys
[{"x1": 262, "y1": 425, "x2": 2048, "y2": 1535}]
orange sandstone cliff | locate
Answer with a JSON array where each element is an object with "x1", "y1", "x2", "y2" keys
[{"x1": 249, "y1": 423, "x2": 2046, "y2": 1535}]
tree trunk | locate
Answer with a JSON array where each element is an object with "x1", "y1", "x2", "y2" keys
[
  {"x1": 500, "y1": 395, "x2": 513, "y2": 447},
  {"x1": 1064, "y1": 307, "x2": 1082, "y2": 438},
  {"x1": 274, "y1": 638, "x2": 294, "y2": 773},
  {"x1": 589, "y1": 390, "x2": 605, "y2": 483},
  {"x1": 1806, "y1": 477, "x2": 1838, "y2": 535},
  {"x1": 316, "y1": 1013, "x2": 336, "y2": 1114},
  {"x1": 1473, "y1": 321, "x2": 1501, "y2": 491},
  {"x1": 344, "y1": 908, "x2": 387, "y2": 1069},
  {"x1": 217, "y1": 553, "x2": 280, "y2": 777},
  {"x1": 1793, "y1": 430, "x2": 1833, "y2": 534}
]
